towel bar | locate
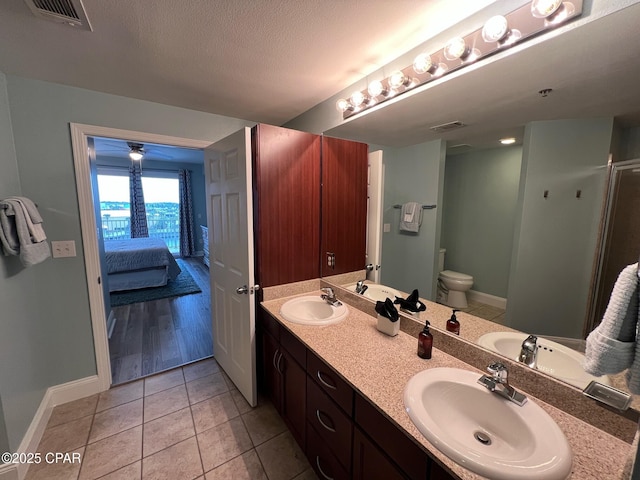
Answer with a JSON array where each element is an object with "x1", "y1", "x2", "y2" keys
[{"x1": 393, "y1": 204, "x2": 436, "y2": 209}]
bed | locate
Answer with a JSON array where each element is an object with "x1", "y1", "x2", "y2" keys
[{"x1": 104, "y1": 237, "x2": 181, "y2": 292}]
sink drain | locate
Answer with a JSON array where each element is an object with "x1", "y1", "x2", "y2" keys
[{"x1": 474, "y1": 431, "x2": 492, "y2": 445}]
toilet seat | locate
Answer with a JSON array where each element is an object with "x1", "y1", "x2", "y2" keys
[{"x1": 439, "y1": 270, "x2": 473, "y2": 282}]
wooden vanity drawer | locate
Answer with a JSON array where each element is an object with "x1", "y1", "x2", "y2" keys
[
  {"x1": 306, "y1": 422, "x2": 350, "y2": 480},
  {"x1": 355, "y1": 393, "x2": 428, "y2": 480},
  {"x1": 307, "y1": 350, "x2": 354, "y2": 416},
  {"x1": 307, "y1": 375, "x2": 353, "y2": 471},
  {"x1": 259, "y1": 307, "x2": 281, "y2": 340},
  {"x1": 280, "y1": 327, "x2": 306, "y2": 367}
]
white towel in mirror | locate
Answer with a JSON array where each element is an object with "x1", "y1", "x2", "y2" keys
[{"x1": 399, "y1": 202, "x2": 422, "y2": 232}]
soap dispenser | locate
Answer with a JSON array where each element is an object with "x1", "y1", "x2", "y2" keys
[
  {"x1": 446, "y1": 309, "x2": 460, "y2": 335},
  {"x1": 417, "y1": 320, "x2": 433, "y2": 359}
]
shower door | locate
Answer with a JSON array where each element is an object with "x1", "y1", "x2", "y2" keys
[{"x1": 587, "y1": 158, "x2": 640, "y2": 334}]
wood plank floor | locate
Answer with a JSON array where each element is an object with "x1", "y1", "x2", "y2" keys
[{"x1": 109, "y1": 257, "x2": 213, "y2": 385}]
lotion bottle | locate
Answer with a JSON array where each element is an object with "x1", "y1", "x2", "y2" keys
[
  {"x1": 446, "y1": 309, "x2": 460, "y2": 335},
  {"x1": 417, "y1": 320, "x2": 433, "y2": 359}
]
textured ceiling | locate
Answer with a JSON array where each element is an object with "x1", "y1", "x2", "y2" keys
[
  {"x1": 0, "y1": 0, "x2": 495, "y2": 126},
  {"x1": 2, "y1": 0, "x2": 639, "y2": 151}
]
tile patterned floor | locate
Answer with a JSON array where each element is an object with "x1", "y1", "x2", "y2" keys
[
  {"x1": 25, "y1": 358, "x2": 318, "y2": 480},
  {"x1": 459, "y1": 299, "x2": 506, "y2": 325}
]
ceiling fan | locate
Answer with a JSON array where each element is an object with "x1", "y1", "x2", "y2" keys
[
  {"x1": 127, "y1": 142, "x2": 144, "y2": 161},
  {"x1": 93, "y1": 137, "x2": 175, "y2": 162}
]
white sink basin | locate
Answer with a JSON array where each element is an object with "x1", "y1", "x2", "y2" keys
[
  {"x1": 477, "y1": 331, "x2": 609, "y2": 389},
  {"x1": 279, "y1": 295, "x2": 348, "y2": 326},
  {"x1": 346, "y1": 282, "x2": 402, "y2": 302},
  {"x1": 404, "y1": 367, "x2": 572, "y2": 480}
]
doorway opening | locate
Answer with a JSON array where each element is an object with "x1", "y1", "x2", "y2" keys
[
  {"x1": 70, "y1": 124, "x2": 213, "y2": 390},
  {"x1": 92, "y1": 135, "x2": 213, "y2": 385}
]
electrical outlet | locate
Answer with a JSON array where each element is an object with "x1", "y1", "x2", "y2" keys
[
  {"x1": 383, "y1": 223, "x2": 391, "y2": 233},
  {"x1": 51, "y1": 240, "x2": 77, "y2": 258}
]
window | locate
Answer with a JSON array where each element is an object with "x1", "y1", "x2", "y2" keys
[{"x1": 97, "y1": 168, "x2": 180, "y2": 253}]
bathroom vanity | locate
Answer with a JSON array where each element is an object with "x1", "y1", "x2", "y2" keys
[{"x1": 259, "y1": 288, "x2": 635, "y2": 480}]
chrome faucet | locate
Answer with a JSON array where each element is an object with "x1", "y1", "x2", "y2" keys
[
  {"x1": 518, "y1": 335, "x2": 538, "y2": 368},
  {"x1": 355, "y1": 279, "x2": 368, "y2": 295},
  {"x1": 478, "y1": 362, "x2": 527, "y2": 406},
  {"x1": 320, "y1": 287, "x2": 342, "y2": 307}
]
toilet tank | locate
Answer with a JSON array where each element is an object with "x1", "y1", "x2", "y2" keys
[{"x1": 439, "y1": 248, "x2": 446, "y2": 273}]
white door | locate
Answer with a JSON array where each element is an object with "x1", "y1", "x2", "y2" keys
[
  {"x1": 367, "y1": 150, "x2": 384, "y2": 283},
  {"x1": 204, "y1": 127, "x2": 257, "y2": 407}
]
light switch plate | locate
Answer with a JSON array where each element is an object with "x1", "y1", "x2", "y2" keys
[
  {"x1": 51, "y1": 240, "x2": 76, "y2": 258},
  {"x1": 383, "y1": 223, "x2": 391, "y2": 233}
]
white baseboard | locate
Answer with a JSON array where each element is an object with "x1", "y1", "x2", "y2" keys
[
  {"x1": 467, "y1": 290, "x2": 507, "y2": 310},
  {"x1": 11, "y1": 375, "x2": 103, "y2": 479}
]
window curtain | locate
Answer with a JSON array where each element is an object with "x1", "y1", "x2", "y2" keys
[
  {"x1": 129, "y1": 164, "x2": 149, "y2": 238},
  {"x1": 179, "y1": 169, "x2": 195, "y2": 257}
]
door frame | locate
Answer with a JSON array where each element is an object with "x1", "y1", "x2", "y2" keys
[{"x1": 70, "y1": 123, "x2": 211, "y2": 391}]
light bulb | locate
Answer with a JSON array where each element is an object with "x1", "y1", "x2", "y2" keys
[
  {"x1": 500, "y1": 137, "x2": 516, "y2": 145},
  {"x1": 531, "y1": 0, "x2": 563, "y2": 18},
  {"x1": 335, "y1": 98, "x2": 352, "y2": 113},
  {"x1": 368, "y1": 80, "x2": 386, "y2": 98},
  {"x1": 388, "y1": 70, "x2": 409, "y2": 89},
  {"x1": 350, "y1": 91, "x2": 367, "y2": 108},
  {"x1": 413, "y1": 53, "x2": 434, "y2": 74},
  {"x1": 482, "y1": 15, "x2": 509, "y2": 43},
  {"x1": 129, "y1": 151, "x2": 143, "y2": 161},
  {"x1": 444, "y1": 37, "x2": 469, "y2": 61}
]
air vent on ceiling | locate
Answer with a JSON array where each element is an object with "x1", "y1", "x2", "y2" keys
[
  {"x1": 430, "y1": 121, "x2": 466, "y2": 133},
  {"x1": 24, "y1": 0, "x2": 92, "y2": 31}
]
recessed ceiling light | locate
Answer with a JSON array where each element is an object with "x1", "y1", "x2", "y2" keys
[{"x1": 500, "y1": 137, "x2": 517, "y2": 145}]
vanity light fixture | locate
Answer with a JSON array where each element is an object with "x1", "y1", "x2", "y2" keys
[
  {"x1": 388, "y1": 70, "x2": 412, "y2": 90},
  {"x1": 350, "y1": 90, "x2": 369, "y2": 109},
  {"x1": 482, "y1": 15, "x2": 522, "y2": 45},
  {"x1": 530, "y1": 0, "x2": 563, "y2": 19},
  {"x1": 367, "y1": 80, "x2": 387, "y2": 98},
  {"x1": 413, "y1": 53, "x2": 437, "y2": 75},
  {"x1": 336, "y1": 98, "x2": 353, "y2": 113},
  {"x1": 336, "y1": 0, "x2": 582, "y2": 117},
  {"x1": 443, "y1": 37, "x2": 470, "y2": 61},
  {"x1": 500, "y1": 137, "x2": 517, "y2": 145}
]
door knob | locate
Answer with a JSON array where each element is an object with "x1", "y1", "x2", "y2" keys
[{"x1": 236, "y1": 284, "x2": 261, "y2": 295}]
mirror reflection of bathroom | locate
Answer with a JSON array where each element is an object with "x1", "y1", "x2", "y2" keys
[{"x1": 330, "y1": 122, "x2": 640, "y2": 397}]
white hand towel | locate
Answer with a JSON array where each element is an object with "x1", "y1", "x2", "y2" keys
[
  {"x1": 583, "y1": 263, "x2": 638, "y2": 391},
  {"x1": 7, "y1": 196, "x2": 46, "y2": 243},
  {"x1": 399, "y1": 202, "x2": 422, "y2": 232}
]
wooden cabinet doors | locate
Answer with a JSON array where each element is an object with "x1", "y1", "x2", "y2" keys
[
  {"x1": 253, "y1": 124, "x2": 321, "y2": 287},
  {"x1": 321, "y1": 136, "x2": 368, "y2": 276}
]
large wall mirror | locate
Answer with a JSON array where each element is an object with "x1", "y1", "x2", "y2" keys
[{"x1": 317, "y1": 3, "x2": 640, "y2": 407}]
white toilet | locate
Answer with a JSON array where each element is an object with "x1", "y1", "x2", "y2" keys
[{"x1": 437, "y1": 248, "x2": 474, "y2": 309}]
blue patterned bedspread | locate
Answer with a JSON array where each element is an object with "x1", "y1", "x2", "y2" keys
[{"x1": 104, "y1": 238, "x2": 181, "y2": 280}]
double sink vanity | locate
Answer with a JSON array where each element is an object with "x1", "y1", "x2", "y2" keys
[{"x1": 258, "y1": 278, "x2": 637, "y2": 480}]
